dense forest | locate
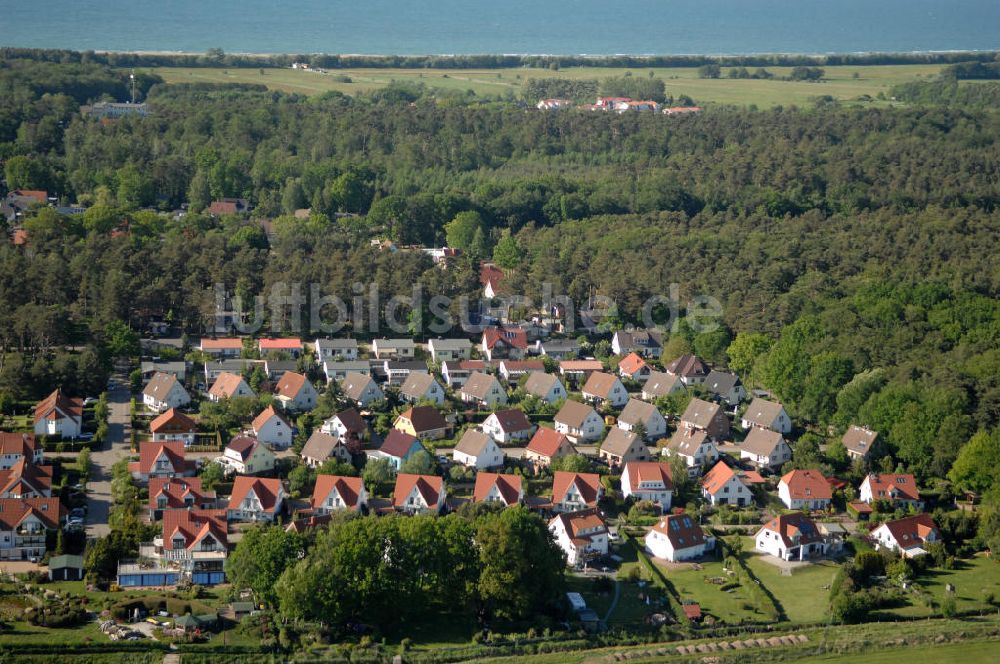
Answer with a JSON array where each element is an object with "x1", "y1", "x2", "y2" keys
[{"x1": 0, "y1": 58, "x2": 997, "y2": 491}]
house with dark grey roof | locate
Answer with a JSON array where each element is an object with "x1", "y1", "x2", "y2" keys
[{"x1": 704, "y1": 370, "x2": 746, "y2": 405}]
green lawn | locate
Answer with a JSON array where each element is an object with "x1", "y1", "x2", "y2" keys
[
  {"x1": 149, "y1": 63, "x2": 946, "y2": 108},
  {"x1": 882, "y1": 554, "x2": 1000, "y2": 619},
  {"x1": 802, "y1": 639, "x2": 1000, "y2": 664},
  {"x1": 662, "y1": 558, "x2": 763, "y2": 624},
  {"x1": 743, "y1": 548, "x2": 840, "y2": 624}
]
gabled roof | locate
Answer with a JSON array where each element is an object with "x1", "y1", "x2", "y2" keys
[
  {"x1": 0, "y1": 433, "x2": 37, "y2": 458},
  {"x1": 397, "y1": 406, "x2": 447, "y2": 434},
  {"x1": 393, "y1": 473, "x2": 443, "y2": 507},
  {"x1": 559, "y1": 360, "x2": 604, "y2": 372},
  {"x1": 665, "y1": 354, "x2": 709, "y2": 379},
  {"x1": 842, "y1": 425, "x2": 878, "y2": 456},
  {"x1": 526, "y1": 427, "x2": 572, "y2": 458},
  {"x1": 741, "y1": 428, "x2": 786, "y2": 457},
  {"x1": 226, "y1": 435, "x2": 263, "y2": 462},
  {"x1": 275, "y1": 371, "x2": 309, "y2": 399},
  {"x1": 148, "y1": 477, "x2": 215, "y2": 510},
  {"x1": 555, "y1": 400, "x2": 599, "y2": 428},
  {"x1": 615, "y1": 329, "x2": 663, "y2": 350},
  {"x1": 549, "y1": 507, "x2": 607, "y2": 542},
  {"x1": 400, "y1": 372, "x2": 439, "y2": 399},
  {"x1": 454, "y1": 429, "x2": 493, "y2": 457},
  {"x1": 759, "y1": 512, "x2": 823, "y2": 548},
  {"x1": 743, "y1": 398, "x2": 786, "y2": 428},
  {"x1": 161, "y1": 509, "x2": 227, "y2": 551},
  {"x1": 0, "y1": 497, "x2": 64, "y2": 530},
  {"x1": 228, "y1": 476, "x2": 283, "y2": 513},
  {"x1": 601, "y1": 428, "x2": 641, "y2": 457},
  {"x1": 624, "y1": 461, "x2": 673, "y2": 490},
  {"x1": 582, "y1": 372, "x2": 621, "y2": 398},
  {"x1": 877, "y1": 514, "x2": 938, "y2": 547},
  {"x1": 486, "y1": 408, "x2": 532, "y2": 433},
  {"x1": 143, "y1": 372, "x2": 183, "y2": 401},
  {"x1": 209, "y1": 372, "x2": 251, "y2": 399},
  {"x1": 617, "y1": 352, "x2": 648, "y2": 376},
  {"x1": 33, "y1": 389, "x2": 83, "y2": 424},
  {"x1": 301, "y1": 431, "x2": 344, "y2": 462},
  {"x1": 552, "y1": 471, "x2": 601, "y2": 507},
  {"x1": 524, "y1": 372, "x2": 562, "y2": 396},
  {"x1": 705, "y1": 370, "x2": 741, "y2": 396},
  {"x1": 331, "y1": 408, "x2": 366, "y2": 436},
  {"x1": 780, "y1": 469, "x2": 832, "y2": 501},
  {"x1": 863, "y1": 473, "x2": 920, "y2": 502},
  {"x1": 680, "y1": 398, "x2": 722, "y2": 430},
  {"x1": 701, "y1": 461, "x2": 745, "y2": 496},
  {"x1": 259, "y1": 338, "x2": 303, "y2": 351},
  {"x1": 500, "y1": 360, "x2": 545, "y2": 373},
  {"x1": 650, "y1": 513, "x2": 706, "y2": 550},
  {"x1": 0, "y1": 458, "x2": 52, "y2": 497},
  {"x1": 667, "y1": 428, "x2": 709, "y2": 456},
  {"x1": 252, "y1": 406, "x2": 290, "y2": 433},
  {"x1": 150, "y1": 408, "x2": 198, "y2": 435},
  {"x1": 372, "y1": 338, "x2": 416, "y2": 351},
  {"x1": 312, "y1": 475, "x2": 365, "y2": 510},
  {"x1": 462, "y1": 371, "x2": 503, "y2": 400},
  {"x1": 379, "y1": 429, "x2": 421, "y2": 458},
  {"x1": 643, "y1": 371, "x2": 683, "y2": 397},
  {"x1": 618, "y1": 399, "x2": 660, "y2": 427},
  {"x1": 482, "y1": 327, "x2": 528, "y2": 351},
  {"x1": 341, "y1": 371, "x2": 378, "y2": 401},
  {"x1": 134, "y1": 441, "x2": 193, "y2": 475},
  {"x1": 473, "y1": 473, "x2": 522, "y2": 504}
]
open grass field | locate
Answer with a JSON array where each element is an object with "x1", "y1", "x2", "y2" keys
[
  {"x1": 149, "y1": 63, "x2": 947, "y2": 108},
  {"x1": 801, "y1": 639, "x2": 1000, "y2": 664},
  {"x1": 882, "y1": 554, "x2": 1000, "y2": 619},
  {"x1": 742, "y1": 549, "x2": 841, "y2": 624},
  {"x1": 661, "y1": 558, "x2": 762, "y2": 624}
]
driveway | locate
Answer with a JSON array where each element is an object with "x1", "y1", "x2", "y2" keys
[{"x1": 85, "y1": 382, "x2": 133, "y2": 538}]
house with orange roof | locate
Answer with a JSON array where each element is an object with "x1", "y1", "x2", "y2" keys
[
  {"x1": 525, "y1": 427, "x2": 576, "y2": 467},
  {"x1": 150, "y1": 408, "x2": 198, "y2": 446},
  {"x1": 227, "y1": 476, "x2": 285, "y2": 522},
  {"x1": 700, "y1": 461, "x2": 752, "y2": 507},
  {"x1": 129, "y1": 441, "x2": 196, "y2": 483},
  {"x1": 645, "y1": 513, "x2": 712, "y2": 562},
  {"x1": 859, "y1": 473, "x2": 923, "y2": 510},
  {"x1": 0, "y1": 458, "x2": 53, "y2": 499},
  {"x1": 481, "y1": 327, "x2": 528, "y2": 361},
  {"x1": 33, "y1": 389, "x2": 83, "y2": 439},
  {"x1": 0, "y1": 497, "x2": 65, "y2": 561},
  {"x1": 148, "y1": 477, "x2": 216, "y2": 519},
  {"x1": 778, "y1": 469, "x2": 832, "y2": 510},
  {"x1": 251, "y1": 406, "x2": 293, "y2": 448},
  {"x1": 581, "y1": 372, "x2": 628, "y2": 408},
  {"x1": 207, "y1": 371, "x2": 255, "y2": 402},
  {"x1": 621, "y1": 461, "x2": 673, "y2": 510},
  {"x1": 548, "y1": 508, "x2": 608, "y2": 566},
  {"x1": 755, "y1": 513, "x2": 834, "y2": 561},
  {"x1": 393, "y1": 474, "x2": 446, "y2": 514},
  {"x1": 473, "y1": 473, "x2": 523, "y2": 506},
  {"x1": 551, "y1": 471, "x2": 603, "y2": 513},
  {"x1": 199, "y1": 337, "x2": 244, "y2": 358},
  {"x1": 274, "y1": 371, "x2": 318, "y2": 411},
  {"x1": 871, "y1": 514, "x2": 940, "y2": 558},
  {"x1": 123, "y1": 509, "x2": 228, "y2": 586},
  {"x1": 618, "y1": 353, "x2": 651, "y2": 383},
  {"x1": 312, "y1": 475, "x2": 367, "y2": 514},
  {"x1": 0, "y1": 433, "x2": 42, "y2": 469},
  {"x1": 258, "y1": 338, "x2": 303, "y2": 357}
]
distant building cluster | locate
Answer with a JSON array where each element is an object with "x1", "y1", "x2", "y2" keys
[{"x1": 537, "y1": 96, "x2": 703, "y2": 115}]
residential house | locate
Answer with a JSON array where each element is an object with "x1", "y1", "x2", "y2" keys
[
  {"x1": 740, "y1": 428, "x2": 792, "y2": 471},
  {"x1": 340, "y1": 372, "x2": 384, "y2": 407},
  {"x1": 208, "y1": 372, "x2": 255, "y2": 402},
  {"x1": 141, "y1": 361, "x2": 187, "y2": 382},
  {"x1": 480, "y1": 261, "x2": 505, "y2": 299},
  {"x1": 384, "y1": 360, "x2": 429, "y2": 386},
  {"x1": 551, "y1": 471, "x2": 603, "y2": 512},
  {"x1": 227, "y1": 476, "x2": 285, "y2": 522},
  {"x1": 871, "y1": 514, "x2": 940, "y2": 558},
  {"x1": 300, "y1": 431, "x2": 352, "y2": 468},
  {"x1": 481, "y1": 408, "x2": 535, "y2": 444},
  {"x1": 663, "y1": 429, "x2": 718, "y2": 475},
  {"x1": 473, "y1": 473, "x2": 523, "y2": 506},
  {"x1": 393, "y1": 474, "x2": 446, "y2": 514},
  {"x1": 498, "y1": 360, "x2": 545, "y2": 383},
  {"x1": 209, "y1": 198, "x2": 251, "y2": 216},
  {"x1": 394, "y1": 406, "x2": 449, "y2": 441},
  {"x1": 320, "y1": 407, "x2": 368, "y2": 443},
  {"x1": 460, "y1": 371, "x2": 508, "y2": 409},
  {"x1": 704, "y1": 371, "x2": 746, "y2": 406},
  {"x1": 274, "y1": 372, "x2": 318, "y2": 412},
  {"x1": 0, "y1": 458, "x2": 52, "y2": 499},
  {"x1": 755, "y1": 513, "x2": 835, "y2": 561},
  {"x1": 199, "y1": 338, "x2": 243, "y2": 359},
  {"x1": 842, "y1": 426, "x2": 879, "y2": 461},
  {"x1": 680, "y1": 398, "x2": 731, "y2": 439},
  {"x1": 523, "y1": 372, "x2": 567, "y2": 404},
  {"x1": 701, "y1": 461, "x2": 753, "y2": 507},
  {"x1": 741, "y1": 398, "x2": 792, "y2": 434},
  {"x1": 371, "y1": 338, "x2": 416, "y2": 360},
  {"x1": 311, "y1": 475, "x2": 367, "y2": 514},
  {"x1": 251, "y1": 406, "x2": 293, "y2": 448},
  {"x1": 641, "y1": 371, "x2": 685, "y2": 401},
  {"x1": 559, "y1": 359, "x2": 604, "y2": 383},
  {"x1": 441, "y1": 360, "x2": 487, "y2": 387},
  {"x1": 549, "y1": 509, "x2": 609, "y2": 566},
  {"x1": 0, "y1": 433, "x2": 43, "y2": 469},
  {"x1": 427, "y1": 338, "x2": 473, "y2": 362},
  {"x1": 399, "y1": 372, "x2": 445, "y2": 405},
  {"x1": 0, "y1": 497, "x2": 65, "y2": 561},
  {"x1": 481, "y1": 327, "x2": 528, "y2": 361},
  {"x1": 778, "y1": 469, "x2": 833, "y2": 510},
  {"x1": 453, "y1": 429, "x2": 505, "y2": 469},
  {"x1": 223, "y1": 436, "x2": 276, "y2": 475},
  {"x1": 119, "y1": 509, "x2": 228, "y2": 587},
  {"x1": 581, "y1": 372, "x2": 629, "y2": 408},
  {"x1": 618, "y1": 352, "x2": 651, "y2": 383},
  {"x1": 143, "y1": 372, "x2": 191, "y2": 412},
  {"x1": 645, "y1": 513, "x2": 712, "y2": 562},
  {"x1": 263, "y1": 360, "x2": 298, "y2": 381},
  {"x1": 664, "y1": 354, "x2": 710, "y2": 386},
  {"x1": 554, "y1": 400, "x2": 604, "y2": 443},
  {"x1": 536, "y1": 339, "x2": 580, "y2": 359},
  {"x1": 314, "y1": 338, "x2": 358, "y2": 363},
  {"x1": 32, "y1": 390, "x2": 84, "y2": 439},
  {"x1": 859, "y1": 473, "x2": 923, "y2": 510},
  {"x1": 617, "y1": 399, "x2": 667, "y2": 440},
  {"x1": 148, "y1": 478, "x2": 216, "y2": 520},
  {"x1": 621, "y1": 461, "x2": 673, "y2": 510},
  {"x1": 323, "y1": 361, "x2": 371, "y2": 383},
  {"x1": 525, "y1": 427, "x2": 576, "y2": 467},
  {"x1": 258, "y1": 338, "x2": 303, "y2": 357},
  {"x1": 611, "y1": 329, "x2": 663, "y2": 358},
  {"x1": 599, "y1": 428, "x2": 649, "y2": 467},
  {"x1": 204, "y1": 359, "x2": 260, "y2": 384},
  {"x1": 369, "y1": 430, "x2": 425, "y2": 470},
  {"x1": 150, "y1": 409, "x2": 198, "y2": 446},
  {"x1": 129, "y1": 441, "x2": 196, "y2": 483}
]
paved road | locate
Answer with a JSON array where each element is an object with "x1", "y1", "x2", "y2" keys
[{"x1": 86, "y1": 382, "x2": 133, "y2": 538}]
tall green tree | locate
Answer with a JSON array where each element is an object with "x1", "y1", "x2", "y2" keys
[{"x1": 225, "y1": 526, "x2": 304, "y2": 608}]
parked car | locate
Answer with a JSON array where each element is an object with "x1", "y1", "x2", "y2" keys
[{"x1": 83, "y1": 397, "x2": 99, "y2": 406}]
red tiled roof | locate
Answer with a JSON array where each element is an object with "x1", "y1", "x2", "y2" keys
[
  {"x1": 473, "y1": 473, "x2": 522, "y2": 504},
  {"x1": 148, "y1": 477, "x2": 214, "y2": 511},
  {"x1": 618, "y1": 352, "x2": 648, "y2": 376},
  {"x1": 275, "y1": 371, "x2": 309, "y2": 399},
  {"x1": 393, "y1": 473, "x2": 443, "y2": 507},
  {"x1": 161, "y1": 509, "x2": 227, "y2": 551},
  {"x1": 209, "y1": 372, "x2": 250, "y2": 399},
  {"x1": 625, "y1": 461, "x2": 673, "y2": 490},
  {"x1": 482, "y1": 327, "x2": 528, "y2": 351},
  {"x1": 864, "y1": 473, "x2": 920, "y2": 502},
  {"x1": 200, "y1": 338, "x2": 243, "y2": 350},
  {"x1": 135, "y1": 441, "x2": 193, "y2": 475},
  {"x1": 150, "y1": 408, "x2": 197, "y2": 435},
  {"x1": 33, "y1": 389, "x2": 83, "y2": 424},
  {"x1": 311, "y1": 475, "x2": 364, "y2": 511},
  {"x1": 12, "y1": 190, "x2": 48, "y2": 203},
  {"x1": 552, "y1": 471, "x2": 601, "y2": 507},
  {"x1": 228, "y1": 476, "x2": 283, "y2": 513},
  {"x1": 252, "y1": 406, "x2": 290, "y2": 433},
  {"x1": 701, "y1": 461, "x2": 742, "y2": 496},
  {"x1": 878, "y1": 513, "x2": 938, "y2": 547},
  {"x1": 0, "y1": 496, "x2": 64, "y2": 530},
  {"x1": 651, "y1": 513, "x2": 706, "y2": 550},
  {"x1": 0, "y1": 458, "x2": 52, "y2": 497},
  {"x1": 780, "y1": 469, "x2": 832, "y2": 501},
  {"x1": 759, "y1": 513, "x2": 823, "y2": 548},
  {"x1": 259, "y1": 338, "x2": 303, "y2": 351},
  {"x1": 0, "y1": 433, "x2": 38, "y2": 458},
  {"x1": 559, "y1": 360, "x2": 603, "y2": 372},
  {"x1": 526, "y1": 427, "x2": 571, "y2": 458}
]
